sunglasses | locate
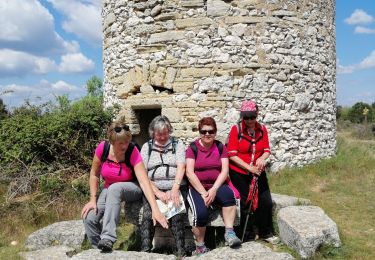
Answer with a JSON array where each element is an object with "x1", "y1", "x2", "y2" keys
[
  {"x1": 243, "y1": 115, "x2": 257, "y2": 120},
  {"x1": 199, "y1": 129, "x2": 216, "y2": 135},
  {"x1": 113, "y1": 125, "x2": 130, "y2": 133}
]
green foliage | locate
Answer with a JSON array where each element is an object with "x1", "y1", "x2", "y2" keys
[
  {"x1": 0, "y1": 98, "x2": 8, "y2": 120},
  {"x1": 86, "y1": 76, "x2": 103, "y2": 99},
  {"x1": 347, "y1": 102, "x2": 374, "y2": 123},
  {"x1": 0, "y1": 95, "x2": 113, "y2": 165},
  {"x1": 40, "y1": 174, "x2": 66, "y2": 196}
]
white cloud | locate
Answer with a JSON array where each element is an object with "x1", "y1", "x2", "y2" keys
[
  {"x1": 0, "y1": 0, "x2": 79, "y2": 55},
  {"x1": 337, "y1": 50, "x2": 375, "y2": 75},
  {"x1": 0, "y1": 49, "x2": 57, "y2": 76},
  {"x1": 336, "y1": 59, "x2": 355, "y2": 74},
  {"x1": 0, "y1": 80, "x2": 85, "y2": 108},
  {"x1": 51, "y1": 80, "x2": 79, "y2": 91},
  {"x1": 58, "y1": 53, "x2": 95, "y2": 73},
  {"x1": 344, "y1": 9, "x2": 374, "y2": 25},
  {"x1": 359, "y1": 50, "x2": 375, "y2": 69},
  {"x1": 46, "y1": 0, "x2": 102, "y2": 45},
  {"x1": 354, "y1": 26, "x2": 375, "y2": 34}
]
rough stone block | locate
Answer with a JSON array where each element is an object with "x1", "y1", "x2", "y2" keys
[
  {"x1": 147, "y1": 31, "x2": 185, "y2": 44},
  {"x1": 175, "y1": 18, "x2": 213, "y2": 28},
  {"x1": 162, "y1": 107, "x2": 182, "y2": 122},
  {"x1": 20, "y1": 245, "x2": 74, "y2": 260},
  {"x1": 277, "y1": 206, "x2": 341, "y2": 259},
  {"x1": 188, "y1": 241, "x2": 294, "y2": 259},
  {"x1": 180, "y1": 68, "x2": 212, "y2": 78},
  {"x1": 25, "y1": 220, "x2": 85, "y2": 250},
  {"x1": 207, "y1": 0, "x2": 231, "y2": 17},
  {"x1": 271, "y1": 193, "x2": 311, "y2": 213},
  {"x1": 71, "y1": 249, "x2": 176, "y2": 259},
  {"x1": 181, "y1": 0, "x2": 205, "y2": 7}
]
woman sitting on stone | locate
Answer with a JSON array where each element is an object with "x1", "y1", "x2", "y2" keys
[
  {"x1": 81, "y1": 119, "x2": 168, "y2": 252},
  {"x1": 186, "y1": 117, "x2": 241, "y2": 256},
  {"x1": 140, "y1": 115, "x2": 187, "y2": 256}
]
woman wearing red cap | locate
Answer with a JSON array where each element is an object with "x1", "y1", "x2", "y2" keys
[{"x1": 227, "y1": 100, "x2": 279, "y2": 244}]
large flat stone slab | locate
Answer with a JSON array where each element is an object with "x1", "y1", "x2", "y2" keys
[
  {"x1": 71, "y1": 249, "x2": 176, "y2": 259},
  {"x1": 20, "y1": 245, "x2": 75, "y2": 260},
  {"x1": 271, "y1": 193, "x2": 311, "y2": 213},
  {"x1": 277, "y1": 206, "x2": 341, "y2": 258},
  {"x1": 25, "y1": 220, "x2": 85, "y2": 250},
  {"x1": 188, "y1": 241, "x2": 294, "y2": 260}
]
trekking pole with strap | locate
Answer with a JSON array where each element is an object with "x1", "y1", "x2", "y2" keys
[{"x1": 241, "y1": 175, "x2": 259, "y2": 242}]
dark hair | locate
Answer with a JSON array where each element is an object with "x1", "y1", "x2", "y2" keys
[{"x1": 198, "y1": 117, "x2": 217, "y2": 132}]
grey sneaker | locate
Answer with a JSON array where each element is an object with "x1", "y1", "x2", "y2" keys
[
  {"x1": 224, "y1": 230, "x2": 242, "y2": 248},
  {"x1": 263, "y1": 235, "x2": 280, "y2": 245}
]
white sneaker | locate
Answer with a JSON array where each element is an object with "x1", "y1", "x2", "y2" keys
[{"x1": 263, "y1": 236, "x2": 280, "y2": 245}]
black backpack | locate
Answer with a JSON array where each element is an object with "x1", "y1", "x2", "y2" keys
[
  {"x1": 146, "y1": 137, "x2": 179, "y2": 180},
  {"x1": 101, "y1": 140, "x2": 140, "y2": 179},
  {"x1": 189, "y1": 140, "x2": 224, "y2": 159},
  {"x1": 229, "y1": 122, "x2": 264, "y2": 145}
]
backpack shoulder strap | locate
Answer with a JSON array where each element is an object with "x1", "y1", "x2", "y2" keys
[
  {"x1": 189, "y1": 141, "x2": 198, "y2": 159},
  {"x1": 237, "y1": 122, "x2": 242, "y2": 141},
  {"x1": 147, "y1": 139, "x2": 154, "y2": 158},
  {"x1": 214, "y1": 140, "x2": 223, "y2": 156},
  {"x1": 125, "y1": 142, "x2": 137, "y2": 178},
  {"x1": 171, "y1": 136, "x2": 178, "y2": 154},
  {"x1": 101, "y1": 140, "x2": 110, "y2": 162}
]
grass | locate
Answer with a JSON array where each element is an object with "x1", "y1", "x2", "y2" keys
[
  {"x1": 1, "y1": 129, "x2": 374, "y2": 259},
  {"x1": 269, "y1": 131, "x2": 375, "y2": 259}
]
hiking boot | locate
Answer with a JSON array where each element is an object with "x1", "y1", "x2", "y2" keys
[
  {"x1": 262, "y1": 235, "x2": 280, "y2": 245},
  {"x1": 224, "y1": 230, "x2": 242, "y2": 248},
  {"x1": 192, "y1": 246, "x2": 210, "y2": 256},
  {"x1": 97, "y1": 238, "x2": 113, "y2": 252}
]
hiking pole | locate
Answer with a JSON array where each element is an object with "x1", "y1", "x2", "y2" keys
[{"x1": 241, "y1": 175, "x2": 259, "y2": 242}]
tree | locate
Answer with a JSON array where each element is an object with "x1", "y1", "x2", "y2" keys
[
  {"x1": 86, "y1": 76, "x2": 103, "y2": 99},
  {"x1": 0, "y1": 98, "x2": 8, "y2": 120},
  {"x1": 347, "y1": 102, "x2": 374, "y2": 123}
]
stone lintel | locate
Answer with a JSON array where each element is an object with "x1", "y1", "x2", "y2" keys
[
  {"x1": 175, "y1": 17, "x2": 214, "y2": 28},
  {"x1": 147, "y1": 31, "x2": 185, "y2": 44},
  {"x1": 180, "y1": 68, "x2": 212, "y2": 78},
  {"x1": 180, "y1": 0, "x2": 205, "y2": 7},
  {"x1": 225, "y1": 16, "x2": 279, "y2": 24},
  {"x1": 136, "y1": 44, "x2": 167, "y2": 53}
]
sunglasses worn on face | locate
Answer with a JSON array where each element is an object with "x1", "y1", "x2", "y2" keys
[
  {"x1": 199, "y1": 129, "x2": 216, "y2": 135},
  {"x1": 113, "y1": 125, "x2": 130, "y2": 133},
  {"x1": 243, "y1": 116, "x2": 257, "y2": 120}
]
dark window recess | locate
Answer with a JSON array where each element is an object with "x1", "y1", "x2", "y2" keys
[
  {"x1": 133, "y1": 108, "x2": 161, "y2": 146},
  {"x1": 151, "y1": 85, "x2": 174, "y2": 94}
]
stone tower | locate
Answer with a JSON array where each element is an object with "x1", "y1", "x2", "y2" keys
[{"x1": 102, "y1": 0, "x2": 336, "y2": 172}]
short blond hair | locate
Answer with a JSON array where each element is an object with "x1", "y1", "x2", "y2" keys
[{"x1": 107, "y1": 120, "x2": 132, "y2": 144}]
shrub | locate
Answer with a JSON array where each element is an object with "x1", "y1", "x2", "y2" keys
[{"x1": 0, "y1": 96, "x2": 113, "y2": 166}]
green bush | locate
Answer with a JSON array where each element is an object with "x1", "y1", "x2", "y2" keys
[
  {"x1": 0, "y1": 96, "x2": 113, "y2": 166},
  {"x1": 347, "y1": 102, "x2": 374, "y2": 123}
]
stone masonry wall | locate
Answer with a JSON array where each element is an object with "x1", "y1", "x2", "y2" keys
[{"x1": 102, "y1": 0, "x2": 336, "y2": 172}]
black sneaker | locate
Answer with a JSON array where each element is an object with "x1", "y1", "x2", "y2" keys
[{"x1": 97, "y1": 238, "x2": 113, "y2": 252}]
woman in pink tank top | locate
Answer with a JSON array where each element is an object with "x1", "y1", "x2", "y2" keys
[{"x1": 81, "y1": 119, "x2": 168, "y2": 252}]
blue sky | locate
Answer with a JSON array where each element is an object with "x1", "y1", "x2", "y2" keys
[{"x1": 0, "y1": 0, "x2": 374, "y2": 109}]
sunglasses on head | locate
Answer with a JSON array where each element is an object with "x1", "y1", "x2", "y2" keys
[
  {"x1": 199, "y1": 129, "x2": 216, "y2": 135},
  {"x1": 243, "y1": 115, "x2": 257, "y2": 120},
  {"x1": 113, "y1": 125, "x2": 130, "y2": 133}
]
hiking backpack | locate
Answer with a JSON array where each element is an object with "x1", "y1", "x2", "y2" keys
[
  {"x1": 101, "y1": 140, "x2": 140, "y2": 179},
  {"x1": 189, "y1": 139, "x2": 223, "y2": 159},
  {"x1": 146, "y1": 137, "x2": 179, "y2": 180}
]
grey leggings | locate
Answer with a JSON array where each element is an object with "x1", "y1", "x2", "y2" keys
[{"x1": 83, "y1": 182, "x2": 142, "y2": 247}]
